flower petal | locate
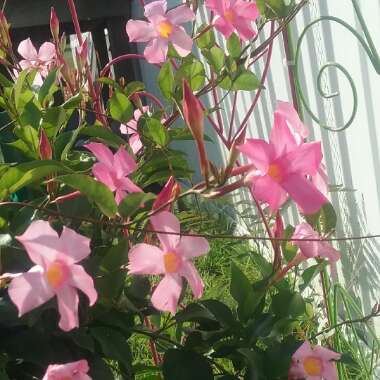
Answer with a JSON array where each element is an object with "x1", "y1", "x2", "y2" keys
[
  {"x1": 56, "y1": 285, "x2": 79, "y2": 331},
  {"x1": 85, "y1": 142, "x2": 114, "y2": 168},
  {"x1": 126, "y1": 20, "x2": 156, "y2": 42},
  {"x1": 144, "y1": 0, "x2": 167, "y2": 18},
  {"x1": 42, "y1": 360, "x2": 90, "y2": 380},
  {"x1": 270, "y1": 122, "x2": 298, "y2": 158},
  {"x1": 170, "y1": 27, "x2": 193, "y2": 57},
  {"x1": 38, "y1": 42, "x2": 56, "y2": 62},
  {"x1": 69, "y1": 264, "x2": 97, "y2": 305},
  {"x1": 235, "y1": 1, "x2": 259, "y2": 20},
  {"x1": 129, "y1": 133, "x2": 143, "y2": 154},
  {"x1": 214, "y1": 17, "x2": 235, "y2": 39},
  {"x1": 292, "y1": 223, "x2": 319, "y2": 258},
  {"x1": 92, "y1": 162, "x2": 116, "y2": 191},
  {"x1": 59, "y1": 227, "x2": 91, "y2": 264},
  {"x1": 238, "y1": 138, "x2": 273, "y2": 173},
  {"x1": 115, "y1": 189, "x2": 127, "y2": 205},
  {"x1": 177, "y1": 235, "x2": 209, "y2": 259},
  {"x1": 314, "y1": 345, "x2": 341, "y2": 362},
  {"x1": 275, "y1": 100, "x2": 308, "y2": 140},
  {"x1": 119, "y1": 177, "x2": 143, "y2": 194},
  {"x1": 281, "y1": 174, "x2": 327, "y2": 215},
  {"x1": 205, "y1": 0, "x2": 226, "y2": 14},
  {"x1": 167, "y1": 5, "x2": 195, "y2": 25},
  {"x1": 17, "y1": 38, "x2": 38, "y2": 60},
  {"x1": 144, "y1": 38, "x2": 168, "y2": 64},
  {"x1": 128, "y1": 243, "x2": 165, "y2": 275},
  {"x1": 181, "y1": 261, "x2": 204, "y2": 298},
  {"x1": 233, "y1": 18, "x2": 256, "y2": 41},
  {"x1": 151, "y1": 274, "x2": 182, "y2": 314},
  {"x1": 150, "y1": 211, "x2": 180, "y2": 251},
  {"x1": 16, "y1": 220, "x2": 60, "y2": 267},
  {"x1": 8, "y1": 267, "x2": 54, "y2": 317},
  {"x1": 114, "y1": 146, "x2": 137, "y2": 177}
]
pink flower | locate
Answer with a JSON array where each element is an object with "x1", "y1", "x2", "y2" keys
[
  {"x1": 42, "y1": 359, "x2": 91, "y2": 380},
  {"x1": 238, "y1": 106, "x2": 327, "y2": 215},
  {"x1": 289, "y1": 341, "x2": 341, "y2": 380},
  {"x1": 205, "y1": 0, "x2": 259, "y2": 41},
  {"x1": 85, "y1": 143, "x2": 142, "y2": 205},
  {"x1": 126, "y1": 0, "x2": 195, "y2": 64},
  {"x1": 9, "y1": 220, "x2": 97, "y2": 331},
  {"x1": 120, "y1": 107, "x2": 149, "y2": 154},
  {"x1": 292, "y1": 222, "x2": 341, "y2": 263},
  {"x1": 17, "y1": 38, "x2": 56, "y2": 85},
  {"x1": 128, "y1": 211, "x2": 209, "y2": 314}
]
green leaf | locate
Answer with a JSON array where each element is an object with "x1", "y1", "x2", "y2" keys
[
  {"x1": 232, "y1": 69, "x2": 261, "y2": 91},
  {"x1": 125, "y1": 81, "x2": 145, "y2": 95},
  {"x1": 168, "y1": 127, "x2": 212, "y2": 142},
  {"x1": 305, "y1": 202, "x2": 337, "y2": 235},
  {"x1": 227, "y1": 33, "x2": 241, "y2": 59},
  {"x1": 109, "y1": 90, "x2": 133, "y2": 123},
  {"x1": 282, "y1": 225, "x2": 297, "y2": 262},
  {"x1": 200, "y1": 300, "x2": 235, "y2": 327},
  {"x1": 176, "y1": 59, "x2": 205, "y2": 91},
  {"x1": 196, "y1": 24, "x2": 215, "y2": 49},
  {"x1": 118, "y1": 192, "x2": 156, "y2": 218},
  {"x1": 158, "y1": 62, "x2": 175, "y2": 100},
  {"x1": 56, "y1": 174, "x2": 117, "y2": 217},
  {"x1": 139, "y1": 116, "x2": 169, "y2": 147},
  {"x1": 80, "y1": 125, "x2": 125, "y2": 147},
  {"x1": 14, "y1": 125, "x2": 39, "y2": 154},
  {"x1": 38, "y1": 68, "x2": 58, "y2": 105},
  {"x1": 90, "y1": 327, "x2": 132, "y2": 370},
  {"x1": 163, "y1": 349, "x2": 214, "y2": 380},
  {"x1": 14, "y1": 69, "x2": 29, "y2": 109},
  {"x1": 19, "y1": 100, "x2": 42, "y2": 129},
  {"x1": 272, "y1": 291, "x2": 306, "y2": 318},
  {"x1": 300, "y1": 262, "x2": 328, "y2": 292},
  {"x1": 257, "y1": 0, "x2": 293, "y2": 18},
  {"x1": 203, "y1": 46, "x2": 225, "y2": 72},
  {"x1": 62, "y1": 93, "x2": 83, "y2": 110}
]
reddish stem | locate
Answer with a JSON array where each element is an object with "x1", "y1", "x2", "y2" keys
[
  {"x1": 143, "y1": 317, "x2": 161, "y2": 366},
  {"x1": 135, "y1": 91, "x2": 167, "y2": 116},
  {"x1": 227, "y1": 91, "x2": 238, "y2": 144},
  {"x1": 211, "y1": 72, "x2": 224, "y2": 133}
]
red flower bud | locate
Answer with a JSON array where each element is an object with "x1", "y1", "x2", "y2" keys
[
  {"x1": 153, "y1": 176, "x2": 181, "y2": 212},
  {"x1": 50, "y1": 7, "x2": 60, "y2": 42},
  {"x1": 182, "y1": 80, "x2": 209, "y2": 179},
  {"x1": 39, "y1": 128, "x2": 52, "y2": 160}
]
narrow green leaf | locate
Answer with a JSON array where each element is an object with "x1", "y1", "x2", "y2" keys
[
  {"x1": 227, "y1": 33, "x2": 241, "y2": 59},
  {"x1": 38, "y1": 68, "x2": 58, "y2": 105},
  {"x1": 158, "y1": 62, "x2": 174, "y2": 100}
]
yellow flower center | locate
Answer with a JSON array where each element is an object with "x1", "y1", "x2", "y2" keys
[
  {"x1": 46, "y1": 261, "x2": 67, "y2": 288},
  {"x1": 224, "y1": 10, "x2": 235, "y2": 22},
  {"x1": 303, "y1": 356, "x2": 323, "y2": 376},
  {"x1": 158, "y1": 21, "x2": 173, "y2": 38},
  {"x1": 164, "y1": 252, "x2": 180, "y2": 273},
  {"x1": 268, "y1": 163, "x2": 283, "y2": 182}
]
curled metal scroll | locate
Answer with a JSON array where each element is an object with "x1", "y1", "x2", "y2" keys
[{"x1": 294, "y1": 0, "x2": 380, "y2": 132}]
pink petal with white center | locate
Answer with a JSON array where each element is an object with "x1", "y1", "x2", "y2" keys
[
  {"x1": 18, "y1": 38, "x2": 38, "y2": 60},
  {"x1": 214, "y1": 17, "x2": 235, "y2": 39},
  {"x1": 114, "y1": 146, "x2": 137, "y2": 177},
  {"x1": 167, "y1": 5, "x2": 195, "y2": 25},
  {"x1": 275, "y1": 100, "x2": 309, "y2": 140},
  {"x1": 38, "y1": 42, "x2": 56, "y2": 62},
  {"x1": 177, "y1": 235, "x2": 209, "y2": 259},
  {"x1": 144, "y1": 37, "x2": 168, "y2": 64},
  {"x1": 16, "y1": 220, "x2": 60, "y2": 268},
  {"x1": 238, "y1": 139, "x2": 273, "y2": 173},
  {"x1": 128, "y1": 243, "x2": 165, "y2": 275},
  {"x1": 126, "y1": 20, "x2": 156, "y2": 42},
  {"x1": 151, "y1": 273, "x2": 182, "y2": 314},
  {"x1": 170, "y1": 27, "x2": 193, "y2": 57},
  {"x1": 59, "y1": 226, "x2": 91, "y2": 264},
  {"x1": 69, "y1": 264, "x2": 97, "y2": 305},
  {"x1": 270, "y1": 122, "x2": 298, "y2": 158},
  {"x1": 205, "y1": 0, "x2": 226, "y2": 14},
  {"x1": 92, "y1": 162, "x2": 117, "y2": 191},
  {"x1": 234, "y1": 17, "x2": 256, "y2": 41},
  {"x1": 56, "y1": 285, "x2": 79, "y2": 331},
  {"x1": 150, "y1": 211, "x2": 180, "y2": 251},
  {"x1": 281, "y1": 174, "x2": 327, "y2": 215},
  {"x1": 42, "y1": 360, "x2": 91, "y2": 380},
  {"x1": 144, "y1": 0, "x2": 167, "y2": 18},
  {"x1": 181, "y1": 261, "x2": 204, "y2": 298},
  {"x1": 250, "y1": 175, "x2": 288, "y2": 213},
  {"x1": 282, "y1": 142, "x2": 323, "y2": 177},
  {"x1": 85, "y1": 143, "x2": 114, "y2": 168},
  {"x1": 8, "y1": 267, "x2": 54, "y2": 316}
]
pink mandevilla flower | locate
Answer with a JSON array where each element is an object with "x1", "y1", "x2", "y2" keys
[
  {"x1": 85, "y1": 143, "x2": 142, "y2": 205},
  {"x1": 42, "y1": 359, "x2": 92, "y2": 380},
  {"x1": 289, "y1": 341, "x2": 341, "y2": 380},
  {"x1": 238, "y1": 102, "x2": 328, "y2": 214},
  {"x1": 9, "y1": 220, "x2": 97, "y2": 331},
  {"x1": 292, "y1": 222, "x2": 341, "y2": 263},
  {"x1": 126, "y1": 0, "x2": 195, "y2": 64},
  {"x1": 120, "y1": 107, "x2": 149, "y2": 154},
  {"x1": 128, "y1": 211, "x2": 209, "y2": 314},
  {"x1": 205, "y1": 0, "x2": 259, "y2": 41},
  {"x1": 17, "y1": 38, "x2": 56, "y2": 85}
]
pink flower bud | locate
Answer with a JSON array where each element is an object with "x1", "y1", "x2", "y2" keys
[
  {"x1": 76, "y1": 39, "x2": 88, "y2": 69},
  {"x1": 182, "y1": 80, "x2": 209, "y2": 179},
  {"x1": 39, "y1": 128, "x2": 52, "y2": 160},
  {"x1": 153, "y1": 176, "x2": 181, "y2": 212},
  {"x1": 0, "y1": 11, "x2": 11, "y2": 49},
  {"x1": 50, "y1": 8, "x2": 60, "y2": 42}
]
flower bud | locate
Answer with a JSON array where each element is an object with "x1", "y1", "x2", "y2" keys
[
  {"x1": 0, "y1": 11, "x2": 11, "y2": 49},
  {"x1": 76, "y1": 38, "x2": 88, "y2": 70},
  {"x1": 39, "y1": 128, "x2": 52, "y2": 160},
  {"x1": 152, "y1": 176, "x2": 181, "y2": 212},
  {"x1": 50, "y1": 8, "x2": 60, "y2": 42},
  {"x1": 182, "y1": 80, "x2": 209, "y2": 179}
]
